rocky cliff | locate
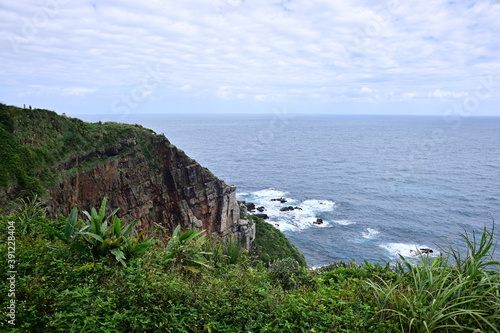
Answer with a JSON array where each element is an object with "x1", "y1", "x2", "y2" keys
[{"x1": 0, "y1": 104, "x2": 255, "y2": 249}]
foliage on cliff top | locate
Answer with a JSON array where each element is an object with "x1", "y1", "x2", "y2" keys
[
  {"x1": 0, "y1": 103, "x2": 174, "y2": 201},
  {"x1": 1, "y1": 208, "x2": 499, "y2": 332},
  {"x1": 250, "y1": 215, "x2": 307, "y2": 267}
]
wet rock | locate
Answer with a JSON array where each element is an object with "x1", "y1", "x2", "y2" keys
[
  {"x1": 244, "y1": 202, "x2": 256, "y2": 211},
  {"x1": 239, "y1": 203, "x2": 248, "y2": 216}
]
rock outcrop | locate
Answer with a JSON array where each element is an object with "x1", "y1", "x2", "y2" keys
[
  {"x1": 49, "y1": 137, "x2": 254, "y2": 247},
  {"x1": 0, "y1": 104, "x2": 255, "y2": 249}
]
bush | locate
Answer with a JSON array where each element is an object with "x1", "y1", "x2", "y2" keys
[
  {"x1": 1, "y1": 202, "x2": 498, "y2": 333},
  {"x1": 367, "y1": 225, "x2": 500, "y2": 332},
  {"x1": 268, "y1": 257, "x2": 301, "y2": 289},
  {"x1": 37, "y1": 196, "x2": 156, "y2": 266},
  {"x1": 250, "y1": 215, "x2": 307, "y2": 267},
  {"x1": 164, "y1": 225, "x2": 212, "y2": 273}
]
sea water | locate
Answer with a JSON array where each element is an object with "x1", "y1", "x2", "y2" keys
[{"x1": 79, "y1": 113, "x2": 500, "y2": 267}]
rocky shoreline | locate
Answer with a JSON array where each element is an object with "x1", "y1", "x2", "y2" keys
[{"x1": 240, "y1": 198, "x2": 324, "y2": 226}]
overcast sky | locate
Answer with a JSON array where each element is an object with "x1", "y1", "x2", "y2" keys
[{"x1": 1, "y1": 0, "x2": 499, "y2": 116}]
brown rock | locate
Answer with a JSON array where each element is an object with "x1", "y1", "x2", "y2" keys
[{"x1": 46, "y1": 138, "x2": 254, "y2": 249}]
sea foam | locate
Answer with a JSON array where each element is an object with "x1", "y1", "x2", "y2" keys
[
  {"x1": 362, "y1": 228, "x2": 380, "y2": 239},
  {"x1": 333, "y1": 219, "x2": 356, "y2": 226},
  {"x1": 379, "y1": 242, "x2": 439, "y2": 259},
  {"x1": 237, "y1": 188, "x2": 337, "y2": 232}
]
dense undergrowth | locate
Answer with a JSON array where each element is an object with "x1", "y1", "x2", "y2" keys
[{"x1": 1, "y1": 199, "x2": 499, "y2": 332}]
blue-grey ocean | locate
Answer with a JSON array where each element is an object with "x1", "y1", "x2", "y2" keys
[{"x1": 80, "y1": 113, "x2": 500, "y2": 267}]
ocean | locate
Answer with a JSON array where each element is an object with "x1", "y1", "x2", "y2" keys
[{"x1": 79, "y1": 113, "x2": 500, "y2": 267}]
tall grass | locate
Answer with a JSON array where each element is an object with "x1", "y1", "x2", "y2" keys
[
  {"x1": 13, "y1": 193, "x2": 46, "y2": 235},
  {"x1": 368, "y1": 225, "x2": 500, "y2": 332},
  {"x1": 202, "y1": 235, "x2": 248, "y2": 267}
]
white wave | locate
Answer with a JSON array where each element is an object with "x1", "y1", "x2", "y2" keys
[
  {"x1": 252, "y1": 188, "x2": 289, "y2": 198},
  {"x1": 301, "y1": 199, "x2": 336, "y2": 212},
  {"x1": 334, "y1": 219, "x2": 356, "y2": 226},
  {"x1": 238, "y1": 188, "x2": 338, "y2": 232},
  {"x1": 380, "y1": 242, "x2": 439, "y2": 259},
  {"x1": 362, "y1": 228, "x2": 380, "y2": 239}
]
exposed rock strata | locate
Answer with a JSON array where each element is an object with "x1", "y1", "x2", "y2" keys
[{"x1": 47, "y1": 137, "x2": 254, "y2": 249}]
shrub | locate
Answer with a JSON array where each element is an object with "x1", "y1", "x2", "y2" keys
[
  {"x1": 250, "y1": 215, "x2": 307, "y2": 267},
  {"x1": 268, "y1": 257, "x2": 301, "y2": 290},
  {"x1": 37, "y1": 196, "x2": 156, "y2": 266},
  {"x1": 164, "y1": 225, "x2": 212, "y2": 273},
  {"x1": 367, "y1": 225, "x2": 500, "y2": 332}
]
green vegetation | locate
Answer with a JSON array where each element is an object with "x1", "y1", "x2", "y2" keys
[
  {"x1": 368, "y1": 226, "x2": 500, "y2": 333},
  {"x1": 250, "y1": 215, "x2": 307, "y2": 267},
  {"x1": 0, "y1": 103, "x2": 162, "y2": 201},
  {"x1": 37, "y1": 197, "x2": 155, "y2": 266},
  {"x1": 1, "y1": 202, "x2": 498, "y2": 332},
  {"x1": 164, "y1": 225, "x2": 212, "y2": 273}
]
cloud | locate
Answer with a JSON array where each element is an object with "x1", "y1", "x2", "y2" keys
[
  {"x1": 179, "y1": 84, "x2": 192, "y2": 92},
  {"x1": 216, "y1": 86, "x2": 230, "y2": 99},
  {"x1": 399, "y1": 92, "x2": 419, "y2": 100},
  {"x1": 1, "y1": 0, "x2": 499, "y2": 114},
  {"x1": 63, "y1": 87, "x2": 98, "y2": 96},
  {"x1": 428, "y1": 89, "x2": 468, "y2": 99},
  {"x1": 16, "y1": 85, "x2": 97, "y2": 97},
  {"x1": 359, "y1": 87, "x2": 373, "y2": 94}
]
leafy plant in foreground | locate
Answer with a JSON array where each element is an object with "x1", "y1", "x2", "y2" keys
[
  {"x1": 79, "y1": 196, "x2": 156, "y2": 266},
  {"x1": 449, "y1": 224, "x2": 500, "y2": 277},
  {"x1": 38, "y1": 196, "x2": 156, "y2": 266},
  {"x1": 164, "y1": 225, "x2": 212, "y2": 272},
  {"x1": 37, "y1": 206, "x2": 82, "y2": 250},
  {"x1": 367, "y1": 225, "x2": 500, "y2": 333}
]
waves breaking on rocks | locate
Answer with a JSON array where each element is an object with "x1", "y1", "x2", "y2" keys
[
  {"x1": 238, "y1": 188, "x2": 337, "y2": 232},
  {"x1": 238, "y1": 188, "x2": 442, "y2": 265}
]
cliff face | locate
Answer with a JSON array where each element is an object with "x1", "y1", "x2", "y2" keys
[
  {"x1": 0, "y1": 104, "x2": 255, "y2": 249},
  {"x1": 48, "y1": 137, "x2": 254, "y2": 248}
]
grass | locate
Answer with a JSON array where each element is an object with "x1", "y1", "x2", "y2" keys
[
  {"x1": 249, "y1": 214, "x2": 307, "y2": 267},
  {"x1": 367, "y1": 224, "x2": 500, "y2": 332},
  {"x1": 1, "y1": 205, "x2": 498, "y2": 332},
  {"x1": 0, "y1": 103, "x2": 163, "y2": 202}
]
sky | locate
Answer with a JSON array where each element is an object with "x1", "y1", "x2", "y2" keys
[{"x1": 1, "y1": 0, "x2": 499, "y2": 116}]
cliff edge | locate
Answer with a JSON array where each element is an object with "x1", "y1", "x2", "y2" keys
[{"x1": 0, "y1": 103, "x2": 254, "y2": 249}]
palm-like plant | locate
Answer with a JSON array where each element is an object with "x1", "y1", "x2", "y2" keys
[
  {"x1": 224, "y1": 236, "x2": 246, "y2": 265},
  {"x1": 15, "y1": 193, "x2": 47, "y2": 235},
  {"x1": 38, "y1": 196, "x2": 156, "y2": 266},
  {"x1": 164, "y1": 225, "x2": 212, "y2": 273},
  {"x1": 80, "y1": 197, "x2": 156, "y2": 266},
  {"x1": 37, "y1": 206, "x2": 83, "y2": 251},
  {"x1": 367, "y1": 225, "x2": 500, "y2": 332},
  {"x1": 202, "y1": 235, "x2": 248, "y2": 267}
]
